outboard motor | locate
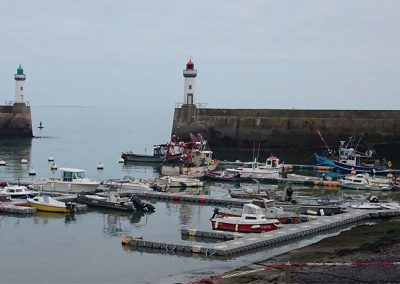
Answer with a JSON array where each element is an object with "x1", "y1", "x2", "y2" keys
[
  {"x1": 369, "y1": 195, "x2": 379, "y2": 203},
  {"x1": 142, "y1": 202, "x2": 155, "y2": 212},
  {"x1": 130, "y1": 195, "x2": 155, "y2": 212},
  {"x1": 210, "y1": 207, "x2": 219, "y2": 220},
  {"x1": 65, "y1": 202, "x2": 76, "y2": 213},
  {"x1": 286, "y1": 186, "x2": 294, "y2": 202}
]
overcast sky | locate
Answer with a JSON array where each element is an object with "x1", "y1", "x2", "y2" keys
[{"x1": 0, "y1": 1, "x2": 399, "y2": 109}]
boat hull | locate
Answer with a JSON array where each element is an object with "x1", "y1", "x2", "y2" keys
[
  {"x1": 216, "y1": 210, "x2": 300, "y2": 224},
  {"x1": 32, "y1": 182, "x2": 99, "y2": 194},
  {"x1": 211, "y1": 219, "x2": 278, "y2": 233},
  {"x1": 27, "y1": 199, "x2": 69, "y2": 213},
  {"x1": 160, "y1": 163, "x2": 218, "y2": 176},
  {"x1": 77, "y1": 194, "x2": 136, "y2": 211},
  {"x1": 315, "y1": 154, "x2": 389, "y2": 174},
  {"x1": 121, "y1": 153, "x2": 164, "y2": 163}
]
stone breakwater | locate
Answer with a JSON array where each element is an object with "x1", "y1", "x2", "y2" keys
[
  {"x1": 172, "y1": 105, "x2": 400, "y2": 150},
  {"x1": 0, "y1": 104, "x2": 33, "y2": 137}
]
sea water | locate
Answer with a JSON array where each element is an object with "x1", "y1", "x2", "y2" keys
[{"x1": 1, "y1": 105, "x2": 400, "y2": 283}]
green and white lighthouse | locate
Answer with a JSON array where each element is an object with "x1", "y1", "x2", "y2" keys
[{"x1": 14, "y1": 65, "x2": 26, "y2": 104}]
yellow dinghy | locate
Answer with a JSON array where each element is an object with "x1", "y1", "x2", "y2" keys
[{"x1": 27, "y1": 195, "x2": 71, "y2": 213}]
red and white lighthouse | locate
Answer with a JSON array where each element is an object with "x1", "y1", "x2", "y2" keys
[{"x1": 183, "y1": 59, "x2": 197, "y2": 105}]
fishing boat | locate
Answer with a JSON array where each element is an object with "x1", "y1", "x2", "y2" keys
[
  {"x1": 77, "y1": 192, "x2": 155, "y2": 212},
  {"x1": 339, "y1": 173, "x2": 393, "y2": 191},
  {"x1": 160, "y1": 133, "x2": 218, "y2": 176},
  {"x1": 210, "y1": 203, "x2": 280, "y2": 233},
  {"x1": 155, "y1": 176, "x2": 204, "y2": 188},
  {"x1": 27, "y1": 195, "x2": 75, "y2": 213},
  {"x1": 121, "y1": 144, "x2": 172, "y2": 163},
  {"x1": 315, "y1": 136, "x2": 391, "y2": 174},
  {"x1": 32, "y1": 168, "x2": 100, "y2": 193},
  {"x1": 0, "y1": 185, "x2": 37, "y2": 198}
]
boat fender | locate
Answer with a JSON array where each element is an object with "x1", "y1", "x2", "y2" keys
[
  {"x1": 306, "y1": 210, "x2": 318, "y2": 215},
  {"x1": 319, "y1": 209, "x2": 325, "y2": 216}
]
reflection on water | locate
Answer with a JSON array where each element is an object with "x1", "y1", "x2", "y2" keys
[
  {"x1": 101, "y1": 210, "x2": 153, "y2": 237},
  {"x1": 0, "y1": 138, "x2": 32, "y2": 181},
  {"x1": 33, "y1": 211, "x2": 77, "y2": 225}
]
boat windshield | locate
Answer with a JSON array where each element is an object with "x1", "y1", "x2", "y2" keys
[{"x1": 63, "y1": 170, "x2": 86, "y2": 181}]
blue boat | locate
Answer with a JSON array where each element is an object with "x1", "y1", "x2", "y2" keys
[{"x1": 315, "y1": 143, "x2": 391, "y2": 174}]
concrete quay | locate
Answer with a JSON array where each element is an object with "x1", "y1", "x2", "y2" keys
[
  {"x1": 124, "y1": 208, "x2": 400, "y2": 258},
  {"x1": 0, "y1": 202, "x2": 37, "y2": 214}
]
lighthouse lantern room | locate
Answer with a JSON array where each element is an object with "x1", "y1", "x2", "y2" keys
[
  {"x1": 182, "y1": 59, "x2": 197, "y2": 105},
  {"x1": 14, "y1": 65, "x2": 26, "y2": 104}
]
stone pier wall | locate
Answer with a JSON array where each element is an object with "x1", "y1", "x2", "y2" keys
[
  {"x1": 172, "y1": 105, "x2": 400, "y2": 149},
  {"x1": 0, "y1": 104, "x2": 33, "y2": 137}
]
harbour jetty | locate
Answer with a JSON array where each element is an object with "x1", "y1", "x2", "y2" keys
[
  {"x1": 172, "y1": 60, "x2": 400, "y2": 150},
  {"x1": 0, "y1": 65, "x2": 33, "y2": 138},
  {"x1": 124, "y1": 208, "x2": 400, "y2": 257}
]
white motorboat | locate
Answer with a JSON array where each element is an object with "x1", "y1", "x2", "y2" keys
[
  {"x1": 98, "y1": 178, "x2": 152, "y2": 193},
  {"x1": 226, "y1": 158, "x2": 280, "y2": 179},
  {"x1": 340, "y1": 173, "x2": 392, "y2": 191},
  {"x1": 32, "y1": 168, "x2": 99, "y2": 193},
  {"x1": 0, "y1": 185, "x2": 37, "y2": 199},
  {"x1": 155, "y1": 176, "x2": 203, "y2": 188}
]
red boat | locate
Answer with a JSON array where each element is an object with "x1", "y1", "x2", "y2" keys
[
  {"x1": 210, "y1": 203, "x2": 280, "y2": 233},
  {"x1": 214, "y1": 200, "x2": 301, "y2": 224}
]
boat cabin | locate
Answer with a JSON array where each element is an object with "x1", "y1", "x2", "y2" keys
[
  {"x1": 153, "y1": 144, "x2": 167, "y2": 157},
  {"x1": 1, "y1": 186, "x2": 26, "y2": 194},
  {"x1": 265, "y1": 155, "x2": 280, "y2": 168},
  {"x1": 191, "y1": 150, "x2": 213, "y2": 166},
  {"x1": 60, "y1": 168, "x2": 87, "y2": 182},
  {"x1": 344, "y1": 174, "x2": 369, "y2": 185},
  {"x1": 338, "y1": 153, "x2": 382, "y2": 168},
  {"x1": 241, "y1": 204, "x2": 267, "y2": 221}
]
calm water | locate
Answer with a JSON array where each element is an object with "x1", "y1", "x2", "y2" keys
[{"x1": 1, "y1": 106, "x2": 400, "y2": 283}]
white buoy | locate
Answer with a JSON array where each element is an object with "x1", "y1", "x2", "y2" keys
[
  {"x1": 118, "y1": 158, "x2": 124, "y2": 163},
  {"x1": 21, "y1": 158, "x2": 28, "y2": 164},
  {"x1": 48, "y1": 155, "x2": 54, "y2": 162},
  {"x1": 0, "y1": 160, "x2": 6, "y2": 166},
  {"x1": 28, "y1": 168, "x2": 36, "y2": 176},
  {"x1": 51, "y1": 162, "x2": 58, "y2": 170},
  {"x1": 97, "y1": 162, "x2": 104, "y2": 170}
]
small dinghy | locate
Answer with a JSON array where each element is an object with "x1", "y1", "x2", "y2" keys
[
  {"x1": 27, "y1": 195, "x2": 75, "y2": 213},
  {"x1": 77, "y1": 192, "x2": 155, "y2": 212}
]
